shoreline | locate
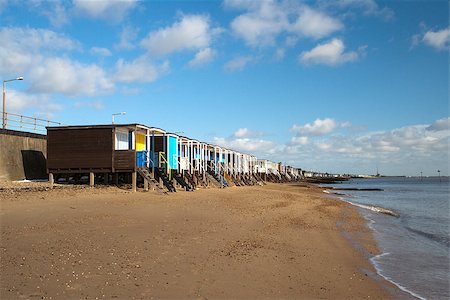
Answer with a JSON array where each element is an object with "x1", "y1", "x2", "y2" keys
[{"x1": 1, "y1": 181, "x2": 409, "y2": 299}]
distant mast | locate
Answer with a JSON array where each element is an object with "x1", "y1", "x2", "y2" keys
[{"x1": 376, "y1": 165, "x2": 380, "y2": 177}]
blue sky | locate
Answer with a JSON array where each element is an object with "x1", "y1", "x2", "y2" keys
[{"x1": 1, "y1": 0, "x2": 449, "y2": 176}]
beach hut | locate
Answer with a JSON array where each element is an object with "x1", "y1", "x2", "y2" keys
[{"x1": 46, "y1": 124, "x2": 168, "y2": 192}]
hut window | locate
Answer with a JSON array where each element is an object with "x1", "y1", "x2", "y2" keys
[{"x1": 115, "y1": 129, "x2": 129, "y2": 150}]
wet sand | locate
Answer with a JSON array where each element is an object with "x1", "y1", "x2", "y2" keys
[{"x1": 0, "y1": 182, "x2": 408, "y2": 299}]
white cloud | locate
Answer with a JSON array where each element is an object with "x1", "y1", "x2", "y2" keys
[
  {"x1": 233, "y1": 127, "x2": 262, "y2": 138},
  {"x1": 6, "y1": 89, "x2": 62, "y2": 114},
  {"x1": 141, "y1": 15, "x2": 219, "y2": 56},
  {"x1": 227, "y1": 1, "x2": 343, "y2": 47},
  {"x1": 73, "y1": 0, "x2": 138, "y2": 21},
  {"x1": 422, "y1": 27, "x2": 450, "y2": 50},
  {"x1": 290, "y1": 6, "x2": 343, "y2": 39},
  {"x1": 38, "y1": 0, "x2": 69, "y2": 27},
  {"x1": 114, "y1": 56, "x2": 170, "y2": 83},
  {"x1": 291, "y1": 136, "x2": 309, "y2": 145},
  {"x1": 285, "y1": 118, "x2": 450, "y2": 175},
  {"x1": 91, "y1": 47, "x2": 112, "y2": 56},
  {"x1": 212, "y1": 126, "x2": 275, "y2": 154},
  {"x1": 29, "y1": 57, "x2": 114, "y2": 96},
  {"x1": 213, "y1": 137, "x2": 275, "y2": 153},
  {"x1": 229, "y1": 1, "x2": 288, "y2": 47},
  {"x1": 188, "y1": 47, "x2": 216, "y2": 67},
  {"x1": 210, "y1": 118, "x2": 449, "y2": 176},
  {"x1": 0, "y1": 27, "x2": 78, "y2": 53},
  {"x1": 291, "y1": 118, "x2": 338, "y2": 136},
  {"x1": 115, "y1": 25, "x2": 139, "y2": 50},
  {"x1": 299, "y1": 38, "x2": 362, "y2": 66},
  {"x1": 0, "y1": 27, "x2": 78, "y2": 74},
  {"x1": 224, "y1": 56, "x2": 252, "y2": 71},
  {"x1": 427, "y1": 117, "x2": 450, "y2": 131},
  {"x1": 0, "y1": 27, "x2": 114, "y2": 97}
]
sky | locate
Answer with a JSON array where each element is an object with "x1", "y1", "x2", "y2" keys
[{"x1": 0, "y1": 0, "x2": 449, "y2": 176}]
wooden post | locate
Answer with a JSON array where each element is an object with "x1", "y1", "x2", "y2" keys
[
  {"x1": 114, "y1": 173, "x2": 119, "y2": 185},
  {"x1": 144, "y1": 178, "x2": 149, "y2": 191},
  {"x1": 89, "y1": 172, "x2": 94, "y2": 187},
  {"x1": 49, "y1": 173, "x2": 54, "y2": 188},
  {"x1": 132, "y1": 171, "x2": 137, "y2": 192},
  {"x1": 103, "y1": 173, "x2": 108, "y2": 185}
]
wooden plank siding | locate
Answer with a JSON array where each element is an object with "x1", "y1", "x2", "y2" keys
[
  {"x1": 114, "y1": 150, "x2": 136, "y2": 171},
  {"x1": 47, "y1": 128, "x2": 113, "y2": 171}
]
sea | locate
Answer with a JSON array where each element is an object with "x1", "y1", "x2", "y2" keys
[{"x1": 321, "y1": 177, "x2": 449, "y2": 300}]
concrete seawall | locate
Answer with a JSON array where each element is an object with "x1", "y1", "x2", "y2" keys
[{"x1": 0, "y1": 129, "x2": 47, "y2": 181}]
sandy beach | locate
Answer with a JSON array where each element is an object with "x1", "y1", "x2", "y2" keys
[{"x1": 0, "y1": 182, "x2": 408, "y2": 299}]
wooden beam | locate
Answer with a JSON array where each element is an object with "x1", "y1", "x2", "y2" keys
[
  {"x1": 89, "y1": 172, "x2": 94, "y2": 187},
  {"x1": 131, "y1": 171, "x2": 137, "y2": 192},
  {"x1": 49, "y1": 173, "x2": 54, "y2": 188}
]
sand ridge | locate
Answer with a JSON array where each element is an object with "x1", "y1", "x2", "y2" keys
[{"x1": 0, "y1": 182, "x2": 407, "y2": 299}]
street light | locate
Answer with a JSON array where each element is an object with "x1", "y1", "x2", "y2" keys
[
  {"x1": 112, "y1": 112, "x2": 126, "y2": 124},
  {"x1": 3, "y1": 76, "x2": 24, "y2": 129}
]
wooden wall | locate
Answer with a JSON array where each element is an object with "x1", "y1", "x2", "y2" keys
[
  {"x1": 114, "y1": 150, "x2": 135, "y2": 171},
  {"x1": 47, "y1": 128, "x2": 113, "y2": 172}
]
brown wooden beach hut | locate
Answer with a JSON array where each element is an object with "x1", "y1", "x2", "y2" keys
[{"x1": 46, "y1": 124, "x2": 166, "y2": 192}]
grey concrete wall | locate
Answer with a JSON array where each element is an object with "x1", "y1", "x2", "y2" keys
[{"x1": 0, "y1": 129, "x2": 47, "y2": 181}]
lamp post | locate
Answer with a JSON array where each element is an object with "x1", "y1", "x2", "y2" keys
[
  {"x1": 3, "y1": 76, "x2": 24, "y2": 129},
  {"x1": 112, "y1": 112, "x2": 126, "y2": 124},
  {"x1": 437, "y1": 170, "x2": 441, "y2": 182}
]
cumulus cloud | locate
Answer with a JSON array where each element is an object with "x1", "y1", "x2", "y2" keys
[
  {"x1": 115, "y1": 25, "x2": 139, "y2": 50},
  {"x1": 212, "y1": 127, "x2": 275, "y2": 154},
  {"x1": 224, "y1": 56, "x2": 252, "y2": 71},
  {"x1": 233, "y1": 128, "x2": 263, "y2": 138},
  {"x1": 6, "y1": 89, "x2": 62, "y2": 114},
  {"x1": 213, "y1": 137, "x2": 275, "y2": 153},
  {"x1": 228, "y1": 0, "x2": 288, "y2": 47},
  {"x1": 226, "y1": 0, "x2": 343, "y2": 47},
  {"x1": 284, "y1": 118, "x2": 450, "y2": 175},
  {"x1": 211, "y1": 118, "x2": 449, "y2": 175},
  {"x1": 114, "y1": 56, "x2": 170, "y2": 83},
  {"x1": 299, "y1": 38, "x2": 363, "y2": 66},
  {"x1": 73, "y1": 0, "x2": 138, "y2": 21},
  {"x1": 291, "y1": 118, "x2": 338, "y2": 136},
  {"x1": 29, "y1": 57, "x2": 114, "y2": 96},
  {"x1": 427, "y1": 117, "x2": 450, "y2": 131},
  {"x1": 291, "y1": 136, "x2": 309, "y2": 145},
  {"x1": 0, "y1": 27, "x2": 115, "y2": 97},
  {"x1": 35, "y1": 0, "x2": 69, "y2": 27},
  {"x1": 188, "y1": 47, "x2": 216, "y2": 67},
  {"x1": 290, "y1": 6, "x2": 343, "y2": 39},
  {"x1": 423, "y1": 27, "x2": 450, "y2": 50},
  {"x1": 141, "y1": 15, "x2": 220, "y2": 56}
]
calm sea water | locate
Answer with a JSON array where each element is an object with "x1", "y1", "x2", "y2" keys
[{"x1": 322, "y1": 177, "x2": 450, "y2": 300}]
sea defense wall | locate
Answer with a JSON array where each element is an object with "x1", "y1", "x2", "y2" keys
[{"x1": 0, "y1": 129, "x2": 47, "y2": 181}]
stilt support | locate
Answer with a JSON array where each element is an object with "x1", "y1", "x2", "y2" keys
[
  {"x1": 49, "y1": 173, "x2": 54, "y2": 188},
  {"x1": 132, "y1": 171, "x2": 137, "y2": 192},
  {"x1": 103, "y1": 173, "x2": 108, "y2": 185},
  {"x1": 89, "y1": 172, "x2": 94, "y2": 187},
  {"x1": 144, "y1": 178, "x2": 149, "y2": 191}
]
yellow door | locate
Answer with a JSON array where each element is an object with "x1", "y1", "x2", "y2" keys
[{"x1": 136, "y1": 134, "x2": 146, "y2": 151}]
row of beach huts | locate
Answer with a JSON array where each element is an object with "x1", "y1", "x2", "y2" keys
[{"x1": 46, "y1": 123, "x2": 340, "y2": 193}]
